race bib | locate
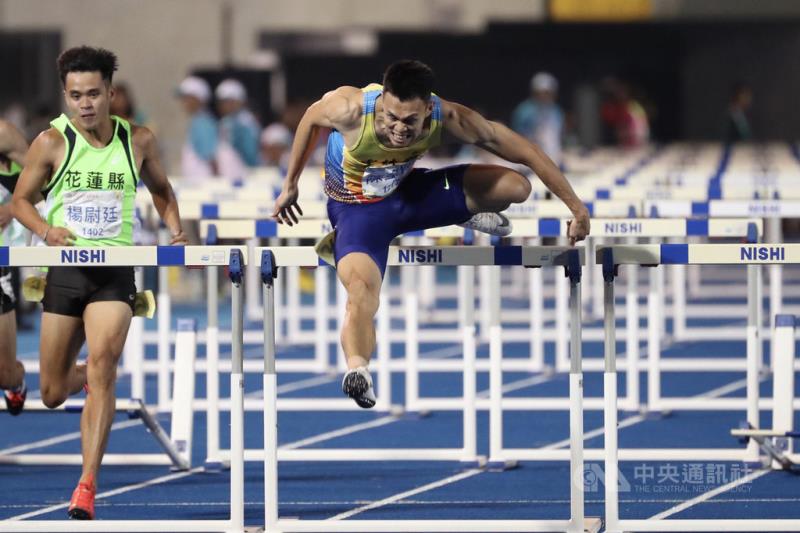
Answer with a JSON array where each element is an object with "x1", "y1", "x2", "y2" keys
[
  {"x1": 362, "y1": 160, "x2": 416, "y2": 198},
  {"x1": 63, "y1": 190, "x2": 123, "y2": 239}
]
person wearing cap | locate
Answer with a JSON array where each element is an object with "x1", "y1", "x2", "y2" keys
[
  {"x1": 215, "y1": 79, "x2": 261, "y2": 180},
  {"x1": 511, "y1": 72, "x2": 564, "y2": 166},
  {"x1": 177, "y1": 75, "x2": 218, "y2": 181},
  {"x1": 260, "y1": 122, "x2": 292, "y2": 171}
]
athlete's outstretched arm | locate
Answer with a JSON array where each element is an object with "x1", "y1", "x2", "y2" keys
[
  {"x1": 272, "y1": 86, "x2": 362, "y2": 225},
  {"x1": 135, "y1": 127, "x2": 186, "y2": 245},
  {"x1": 0, "y1": 120, "x2": 29, "y2": 167},
  {"x1": 11, "y1": 130, "x2": 75, "y2": 245},
  {"x1": 441, "y1": 100, "x2": 589, "y2": 243}
]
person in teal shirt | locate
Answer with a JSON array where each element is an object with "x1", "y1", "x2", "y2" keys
[
  {"x1": 177, "y1": 76, "x2": 218, "y2": 179},
  {"x1": 215, "y1": 78, "x2": 261, "y2": 179},
  {"x1": 512, "y1": 72, "x2": 564, "y2": 167}
]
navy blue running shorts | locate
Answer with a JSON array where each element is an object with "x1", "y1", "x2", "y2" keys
[{"x1": 326, "y1": 164, "x2": 474, "y2": 276}]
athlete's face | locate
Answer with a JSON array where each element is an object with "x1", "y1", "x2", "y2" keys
[
  {"x1": 64, "y1": 71, "x2": 114, "y2": 131},
  {"x1": 379, "y1": 92, "x2": 433, "y2": 148}
]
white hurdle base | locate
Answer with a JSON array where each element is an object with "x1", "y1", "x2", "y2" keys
[
  {"x1": 254, "y1": 518, "x2": 602, "y2": 532},
  {"x1": 493, "y1": 448, "x2": 788, "y2": 462},
  {"x1": 0, "y1": 520, "x2": 239, "y2": 532},
  {"x1": 0, "y1": 453, "x2": 174, "y2": 466},
  {"x1": 614, "y1": 519, "x2": 800, "y2": 532},
  {"x1": 1, "y1": 321, "x2": 198, "y2": 470},
  {"x1": 0, "y1": 397, "x2": 190, "y2": 470},
  {"x1": 219, "y1": 448, "x2": 486, "y2": 463}
]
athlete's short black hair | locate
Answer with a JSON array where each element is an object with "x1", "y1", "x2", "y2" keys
[
  {"x1": 383, "y1": 60, "x2": 434, "y2": 101},
  {"x1": 57, "y1": 46, "x2": 118, "y2": 86}
]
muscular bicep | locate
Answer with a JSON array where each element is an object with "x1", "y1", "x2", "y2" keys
[
  {"x1": 440, "y1": 100, "x2": 496, "y2": 146},
  {"x1": 134, "y1": 127, "x2": 171, "y2": 194}
]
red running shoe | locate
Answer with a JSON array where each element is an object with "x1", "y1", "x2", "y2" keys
[
  {"x1": 67, "y1": 478, "x2": 96, "y2": 520},
  {"x1": 3, "y1": 381, "x2": 26, "y2": 416}
]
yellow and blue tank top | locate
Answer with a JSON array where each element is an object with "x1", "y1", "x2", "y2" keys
[
  {"x1": 324, "y1": 83, "x2": 443, "y2": 204},
  {"x1": 44, "y1": 114, "x2": 139, "y2": 247}
]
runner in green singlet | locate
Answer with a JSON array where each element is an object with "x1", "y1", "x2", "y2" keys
[{"x1": 12, "y1": 46, "x2": 187, "y2": 521}]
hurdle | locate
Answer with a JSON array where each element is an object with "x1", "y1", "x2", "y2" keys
[
  {"x1": 196, "y1": 215, "x2": 762, "y2": 424},
  {"x1": 217, "y1": 245, "x2": 517, "y2": 465},
  {"x1": 646, "y1": 198, "x2": 800, "y2": 330},
  {"x1": 258, "y1": 245, "x2": 600, "y2": 533},
  {"x1": 601, "y1": 243, "x2": 800, "y2": 532},
  {"x1": 0, "y1": 246, "x2": 240, "y2": 471},
  {"x1": 0, "y1": 245, "x2": 246, "y2": 532},
  {"x1": 602, "y1": 241, "x2": 772, "y2": 415}
]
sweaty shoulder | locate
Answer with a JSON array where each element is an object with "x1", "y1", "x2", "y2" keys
[
  {"x1": 131, "y1": 124, "x2": 156, "y2": 151},
  {"x1": 130, "y1": 124, "x2": 158, "y2": 170},
  {"x1": 439, "y1": 98, "x2": 461, "y2": 123},
  {"x1": 318, "y1": 86, "x2": 362, "y2": 131}
]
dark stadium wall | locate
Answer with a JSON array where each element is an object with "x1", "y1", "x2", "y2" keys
[
  {"x1": 277, "y1": 19, "x2": 800, "y2": 143},
  {"x1": 680, "y1": 22, "x2": 800, "y2": 141}
]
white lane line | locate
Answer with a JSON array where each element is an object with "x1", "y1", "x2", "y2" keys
[
  {"x1": 276, "y1": 365, "x2": 559, "y2": 450},
  {"x1": 542, "y1": 414, "x2": 647, "y2": 450},
  {"x1": 420, "y1": 345, "x2": 468, "y2": 360},
  {"x1": 280, "y1": 416, "x2": 399, "y2": 450},
  {"x1": 0, "y1": 419, "x2": 141, "y2": 456},
  {"x1": 275, "y1": 374, "x2": 336, "y2": 394},
  {"x1": 245, "y1": 374, "x2": 336, "y2": 398},
  {"x1": 540, "y1": 375, "x2": 754, "y2": 451},
  {"x1": 6, "y1": 495, "x2": 800, "y2": 512},
  {"x1": 694, "y1": 377, "x2": 749, "y2": 398},
  {"x1": 632, "y1": 375, "x2": 769, "y2": 520},
  {"x1": 648, "y1": 469, "x2": 769, "y2": 520},
  {"x1": 6, "y1": 467, "x2": 203, "y2": 521},
  {"x1": 0, "y1": 378, "x2": 340, "y2": 455},
  {"x1": 327, "y1": 468, "x2": 484, "y2": 520},
  {"x1": 478, "y1": 373, "x2": 555, "y2": 398}
]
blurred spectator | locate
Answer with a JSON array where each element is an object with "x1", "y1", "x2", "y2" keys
[
  {"x1": 177, "y1": 76, "x2": 218, "y2": 180},
  {"x1": 725, "y1": 82, "x2": 753, "y2": 143},
  {"x1": 111, "y1": 82, "x2": 149, "y2": 127},
  {"x1": 215, "y1": 78, "x2": 261, "y2": 179},
  {"x1": 511, "y1": 72, "x2": 564, "y2": 165},
  {"x1": 600, "y1": 78, "x2": 650, "y2": 147},
  {"x1": 260, "y1": 122, "x2": 292, "y2": 170}
]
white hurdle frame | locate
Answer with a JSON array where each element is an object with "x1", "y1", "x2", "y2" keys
[
  {"x1": 259, "y1": 245, "x2": 599, "y2": 533},
  {"x1": 220, "y1": 245, "x2": 525, "y2": 465},
  {"x1": 602, "y1": 242, "x2": 800, "y2": 533},
  {"x1": 646, "y1": 199, "x2": 800, "y2": 333},
  {"x1": 0, "y1": 245, "x2": 247, "y2": 532}
]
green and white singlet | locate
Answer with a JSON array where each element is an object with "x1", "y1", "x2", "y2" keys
[{"x1": 44, "y1": 114, "x2": 139, "y2": 247}]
